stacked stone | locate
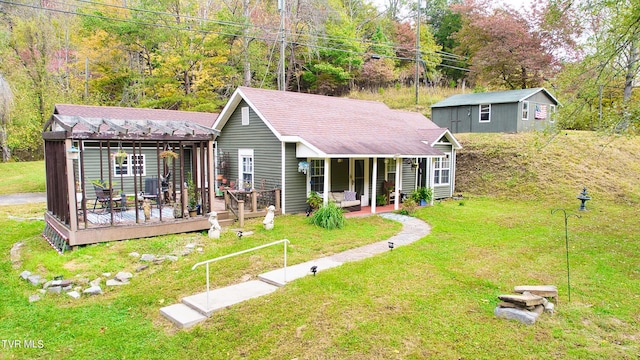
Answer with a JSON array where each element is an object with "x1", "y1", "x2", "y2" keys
[{"x1": 494, "y1": 285, "x2": 557, "y2": 325}]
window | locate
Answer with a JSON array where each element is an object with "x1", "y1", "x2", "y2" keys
[
  {"x1": 434, "y1": 154, "x2": 450, "y2": 185},
  {"x1": 113, "y1": 154, "x2": 146, "y2": 177},
  {"x1": 522, "y1": 101, "x2": 529, "y2": 120},
  {"x1": 549, "y1": 105, "x2": 556, "y2": 123},
  {"x1": 310, "y1": 159, "x2": 324, "y2": 194},
  {"x1": 385, "y1": 158, "x2": 397, "y2": 181},
  {"x1": 241, "y1": 106, "x2": 249, "y2": 126},
  {"x1": 480, "y1": 104, "x2": 491, "y2": 122},
  {"x1": 238, "y1": 149, "x2": 254, "y2": 189}
]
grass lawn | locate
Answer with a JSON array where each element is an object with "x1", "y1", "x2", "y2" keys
[
  {"x1": 0, "y1": 161, "x2": 46, "y2": 194},
  {"x1": 1, "y1": 196, "x2": 638, "y2": 359}
]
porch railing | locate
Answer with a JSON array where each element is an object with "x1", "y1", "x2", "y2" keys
[
  {"x1": 191, "y1": 239, "x2": 290, "y2": 311},
  {"x1": 224, "y1": 188, "x2": 281, "y2": 227}
]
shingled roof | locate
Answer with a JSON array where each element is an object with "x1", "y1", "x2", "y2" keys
[
  {"x1": 431, "y1": 88, "x2": 559, "y2": 108},
  {"x1": 215, "y1": 87, "x2": 460, "y2": 157}
]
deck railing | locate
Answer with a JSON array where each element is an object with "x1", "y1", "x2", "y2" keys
[{"x1": 224, "y1": 188, "x2": 281, "y2": 227}]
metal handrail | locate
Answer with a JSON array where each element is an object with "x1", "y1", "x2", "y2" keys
[{"x1": 191, "y1": 239, "x2": 290, "y2": 310}]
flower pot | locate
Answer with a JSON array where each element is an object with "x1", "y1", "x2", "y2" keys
[
  {"x1": 188, "y1": 210, "x2": 197, "y2": 217},
  {"x1": 420, "y1": 199, "x2": 427, "y2": 206}
]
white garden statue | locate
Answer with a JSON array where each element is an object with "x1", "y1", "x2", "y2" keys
[
  {"x1": 208, "y1": 211, "x2": 222, "y2": 239},
  {"x1": 263, "y1": 205, "x2": 276, "y2": 230}
]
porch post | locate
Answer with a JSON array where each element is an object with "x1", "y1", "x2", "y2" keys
[
  {"x1": 323, "y1": 157, "x2": 330, "y2": 206},
  {"x1": 208, "y1": 140, "x2": 215, "y2": 213},
  {"x1": 394, "y1": 158, "x2": 401, "y2": 210},
  {"x1": 371, "y1": 157, "x2": 378, "y2": 214},
  {"x1": 66, "y1": 138, "x2": 78, "y2": 232}
]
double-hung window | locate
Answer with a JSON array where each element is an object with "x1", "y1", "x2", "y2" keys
[
  {"x1": 113, "y1": 154, "x2": 146, "y2": 177},
  {"x1": 309, "y1": 159, "x2": 325, "y2": 194},
  {"x1": 434, "y1": 154, "x2": 450, "y2": 185},
  {"x1": 385, "y1": 158, "x2": 397, "y2": 181},
  {"x1": 480, "y1": 104, "x2": 491, "y2": 123},
  {"x1": 238, "y1": 149, "x2": 254, "y2": 189},
  {"x1": 522, "y1": 101, "x2": 529, "y2": 120}
]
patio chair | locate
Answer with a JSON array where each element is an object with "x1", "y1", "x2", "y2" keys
[
  {"x1": 92, "y1": 184, "x2": 122, "y2": 212},
  {"x1": 143, "y1": 177, "x2": 161, "y2": 207}
]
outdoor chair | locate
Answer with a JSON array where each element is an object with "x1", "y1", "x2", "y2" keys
[
  {"x1": 383, "y1": 180, "x2": 396, "y2": 205},
  {"x1": 92, "y1": 184, "x2": 122, "y2": 212},
  {"x1": 143, "y1": 177, "x2": 161, "y2": 207}
]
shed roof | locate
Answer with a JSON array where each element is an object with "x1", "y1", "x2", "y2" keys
[
  {"x1": 214, "y1": 87, "x2": 460, "y2": 158},
  {"x1": 431, "y1": 88, "x2": 559, "y2": 108},
  {"x1": 44, "y1": 105, "x2": 219, "y2": 141}
]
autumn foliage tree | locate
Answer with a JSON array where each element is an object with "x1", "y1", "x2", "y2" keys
[{"x1": 452, "y1": 0, "x2": 555, "y2": 89}]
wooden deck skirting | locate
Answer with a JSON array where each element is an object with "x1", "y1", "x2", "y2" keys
[{"x1": 45, "y1": 211, "x2": 213, "y2": 247}]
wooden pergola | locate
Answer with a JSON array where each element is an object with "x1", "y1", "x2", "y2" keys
[{"x1": 42, "y1": 108, "x2": 219, "y2": 253}]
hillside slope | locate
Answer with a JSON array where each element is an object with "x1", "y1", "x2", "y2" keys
[{"x1": 454, "y1": 131, "x2": 640, "y2": 205}]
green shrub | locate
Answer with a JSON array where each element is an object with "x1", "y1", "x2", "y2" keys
[
  {"x1": 309, "y1": 202, "x2": 346, "y2": 229},
  {"x1": 400, "y1": 197, "x2": 417, "y2": 214}
]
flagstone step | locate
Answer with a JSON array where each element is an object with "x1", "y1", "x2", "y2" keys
[
  {"x1": 160, "y1": 303, "x2": 208, "y2": 329},
  {"x1": 182, "y1": 280, "x2": 279, "y2": 317}
]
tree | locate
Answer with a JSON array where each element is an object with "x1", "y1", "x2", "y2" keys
[
  {"x1": 0, "y1": 74, "x2": 13, "y2": 161},
  {"x1": 553, "y1": 0, "x2": 639, "y2": 133},
  {"x1": 453, "y1": 0, "x2": 555, "y2": 89}
]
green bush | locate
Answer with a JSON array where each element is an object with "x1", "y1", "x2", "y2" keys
[
  {"x1": 400, "y1": 197, "x2": 417, "y2": 214},
  {"x1": 309, "y1": 202, "x2": 346, "y2": 229}
]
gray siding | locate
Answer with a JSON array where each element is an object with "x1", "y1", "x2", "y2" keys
[
  {"x1": 518, "y1": 92, "x2": 557, "y2": 132},
  {"x1": 284, "y1": 143, "x2": 307, "y2": 214},
  {"x1": 401, "y1": 161, "x2": 417, "y2": 193},
  {"x1": 216, "y1": 100, "x2": 282, "y2": 195},
  {"x1": 433, "y1": 144, "x2": 454, "y2": 199},
  {"x1": 434, "y1": 94, "x2": 557, "y2": 134},
  {"x1": 80, "y1": 144, "x2": 192, "y2": 196}
]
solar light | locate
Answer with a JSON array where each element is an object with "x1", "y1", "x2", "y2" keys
[
  {"x1": 310, "y1": 265, "x2": 318, "y2": 276},
  {"x1": 236, "y1": 231, "x2": 243, "y2": 238},
  {"x1": 388, "y1": 241, "x2": 394, "y2": 250}
]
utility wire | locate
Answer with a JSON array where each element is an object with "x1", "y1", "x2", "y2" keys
[{"x1": 0, "y1": 0, "x2": 469, "y2": 70}]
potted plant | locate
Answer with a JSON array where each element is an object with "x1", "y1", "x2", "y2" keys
[
  {"x1": 306, "y1": 191, "x2": 323, "y2": 211},
  {"x1": 411, "y1": 187, "x2": 433, "y2": 206},
  {"x1": 186, "y1": 172, "x2": 198, "y2": 217},
  {"x1": 376, "y1": 194, "x2": 387, "y2": 206},
  {"x1": 159, "y1": 149, "x2": 179, "y2": 166},
  {"x1": 112, "y1": 148, "x2": 128, "y2": 166}
]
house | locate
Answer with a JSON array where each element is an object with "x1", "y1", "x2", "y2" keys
[
  {"x1": 42, "y1": 104, "x2": 222, "y2": 252},
  {"x1": 212, "y1": 86, "x2": 462, "y2": 215},
  {"x1": 430, "y1": 88, "x2": 560, "y2": 133}
]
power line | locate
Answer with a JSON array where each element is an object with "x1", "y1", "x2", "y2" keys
[{"x1": 0, "y1": 0, "x2": 468, "y2": 71}]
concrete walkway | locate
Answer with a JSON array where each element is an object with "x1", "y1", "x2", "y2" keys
[
  {"x1": 0, "y1": 192, "x2": 47, "y2": 205},
  {"x1": 160, "y1": 213, "x2": 432, "y2": 329}
]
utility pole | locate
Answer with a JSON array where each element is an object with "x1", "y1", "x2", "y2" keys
[
  {"x1": 278, "y1": 0, "x2": 286, "y2": 91},
  {"x1": 415, "y1": 0, "x2": 421, "y2": 105}
]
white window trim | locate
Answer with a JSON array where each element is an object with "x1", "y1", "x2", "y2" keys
[
  {"x1": 238, "y1": 149, "x2": 254, "y2": 189},
  {"x1": 434, "y1": 154, "x2": 451, "y2": 185},
  {"x1": 113, "y1": 154, "x2": 146, "y2": 177},
  {"x1": 241, "y1": 106, "x2": 250, "y2": 126},
  {"x1": 479, "y1": 104, "x2": 491, "y2": 123},
  {"x1": 522, "y1": 101, "x2": 529, "y2": 120},
  {"x1": 549, "y1": 105, "x2": 556, "y2": 123},
  {"x1": 308, "y1": 159, "x2": 325, "y2": 195},
  {"x1": 384, "y1": 158, "x2": 397, "y2": 181}
]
